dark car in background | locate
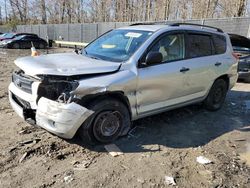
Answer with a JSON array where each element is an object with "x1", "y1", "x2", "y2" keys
[
  {"x1": 229, "y1": 34, "x2": 250, "y2": 82},
  {"x1": 0, "y1": 32, "x2": 38, "y2": 41},
  {"x1": 0, "y1": 33, "x2": 8, "y2": 38},
  {"x1": 0, "y1": 34, "x2": 48, "y2": 49}
]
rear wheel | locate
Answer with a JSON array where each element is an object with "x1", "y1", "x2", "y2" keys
[
  {"x1": 78, "y1": 97, "x2": 131, "y2": 144},
  {"x1": 204, "y1": 79, "x2": 228, "y2": 111}
]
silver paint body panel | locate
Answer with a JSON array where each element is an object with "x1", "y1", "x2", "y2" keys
[
  {"x1": 8, "y1": 25, "x2": 238, "y2": 138},
  {"x1": 14, "y1": 53, "x2": 121, "y2": 76}
]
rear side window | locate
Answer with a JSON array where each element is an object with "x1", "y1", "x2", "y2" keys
[
  {"x1": 213, "y1": 34, "x2": 226, "y2": 54},
  {"x1": 186, "y1": 34, "x2": 212, "y2": 58}
]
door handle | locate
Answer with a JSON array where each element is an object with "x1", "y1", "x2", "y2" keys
[
  {"x1": 180, "y1": 67, "x2": 190, "y2": 73},
  {"x1": 215, "y1": 62, "x2": 222, "y2": 66}
]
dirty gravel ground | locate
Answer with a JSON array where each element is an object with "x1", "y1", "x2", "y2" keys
[{"x1": 0, "y1": 48, "x2": 250, "y2": 188}]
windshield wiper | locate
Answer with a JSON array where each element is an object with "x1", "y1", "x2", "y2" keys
[{"x1": 89, "y1": 55, "x2": 102, "y2": 60}]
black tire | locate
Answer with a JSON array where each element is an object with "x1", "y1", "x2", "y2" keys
[
  {"x1": 78, "y1": 97, "x2": 131, "y2": 144},
  {"x1": 12, "y1": 43, "x2": 20, "y2": 49},
  {"x1": 39, "y1": 43, "x2": 45, "y2": 49},
  {"x1": 204, "y1": 79, "x2": 228, "y2": 111},
  {"x1": 244, "y1": 77, "x2": 250, "y2": 83}
]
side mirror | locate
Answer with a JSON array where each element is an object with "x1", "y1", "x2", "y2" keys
[{"x1": 145, "y1": 51, "x2": 163, "y2": 66}]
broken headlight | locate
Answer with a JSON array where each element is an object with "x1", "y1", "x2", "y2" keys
[{"x1": 37, "y1": 75, "x2": 79, "y2": 103}]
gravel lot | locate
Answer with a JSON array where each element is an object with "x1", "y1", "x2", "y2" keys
[{"x1": 0, "y1": 48, "x2": 250, "y2": 188}]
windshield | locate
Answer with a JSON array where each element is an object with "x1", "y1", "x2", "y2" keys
[
  {"x1": 84, "y1": 29, "x2": 153, "y2": 62},
  {"x1": 0, "y1": 33, "x2": 7, "y2": 37},
  {"x1": 2, "y1": 33, "x2": 15, "y2": 38},
  {"x1": 14, "y1": 35, "x2": 25, "y2": 40}
]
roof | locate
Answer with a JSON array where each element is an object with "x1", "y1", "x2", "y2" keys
[
  {"x1": 118, "y1": 23, "x2": 224, "y2": 34},
  {"x1": 118, "y1": 24, "x2": 168, "y2": 32},
  {"x1": 16, "y1": 33, "x2": 38, "y2": 36}
]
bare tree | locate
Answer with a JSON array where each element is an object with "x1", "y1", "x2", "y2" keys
[
  {"x1": 40, "y1": 0, "x2": 46, "y2": 24},
  {"x1": 0, "y1": 0, "x2": 249, "y2": 25},
  {"x1": 237, "y1": 0, "x2": 246, "y2": 17}
]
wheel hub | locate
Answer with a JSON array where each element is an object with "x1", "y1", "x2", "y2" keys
[
  {"x1": 95, "y1": 111, "x2": 122, "y2": 137},
  {"x1": 214, "y1": 87, "x2": 223, "y2": 103}
]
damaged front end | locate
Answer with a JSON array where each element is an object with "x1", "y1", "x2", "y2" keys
[
  {"x1": 37, "y1": 75, "x2": 80, "y2": 104},
  {"x1": 36, "y1": 97, "x2": 93, "y2": 139},
  {"x1": 9, "y1": 71, "x2": 93, "y2": 139}
]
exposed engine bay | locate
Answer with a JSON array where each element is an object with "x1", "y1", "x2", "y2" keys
[
  {"x1": 13, "y1": 70, "x2": 79, "y2": 104},
  {"x1": 37, "y1": 75, "x2": 79, "y2": 104}
]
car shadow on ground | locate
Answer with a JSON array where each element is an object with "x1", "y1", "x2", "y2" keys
[{"x1": 69, "y1": 89, "x2": 250, "y2": 153}]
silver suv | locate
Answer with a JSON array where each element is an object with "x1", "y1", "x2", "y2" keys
[{"x1": 9, "y1": 23, "x2": 238, "y2": 143}]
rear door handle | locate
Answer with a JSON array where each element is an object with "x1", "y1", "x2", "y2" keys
[
  {"x1": 215, "y1": 62, "x2": 222, "y2": 66},
  {"x1": 180, "y1": 67, "x2": 190, "y2": 73}
]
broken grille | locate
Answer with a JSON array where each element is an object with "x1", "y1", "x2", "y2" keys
[
  {"x1": 11, "y1": 92, "x2": 31, "y2": 109},
  {"x1": 12, "y1": 71, "x2": 33, "y2": 94}
]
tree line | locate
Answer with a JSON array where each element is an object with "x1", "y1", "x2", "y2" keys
[{"x1": 0, "y1": 0, "x2": 248, "y2": 25}]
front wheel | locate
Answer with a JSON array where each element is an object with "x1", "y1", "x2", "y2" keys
[
  {"x1": 204, "y1": 79, "x2": 228, "y2": 111},
  {"x1": 78, "y1": 98, "x2": 131, "y2": 144},
  {"x1": 12, "y1": 43, "x2": 20, "y2": 49},
  {"x1": 39, "y1": 43, "x2": 45, "y2": 49}
]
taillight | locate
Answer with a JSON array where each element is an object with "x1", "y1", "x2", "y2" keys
[{"x1": 232, "y1": 52, "x2": 240, "y2": 60}]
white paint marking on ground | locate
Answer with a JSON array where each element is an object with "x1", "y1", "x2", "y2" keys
[{"x1": 104, "y1": 144, "x2": 123, "y2": 157}]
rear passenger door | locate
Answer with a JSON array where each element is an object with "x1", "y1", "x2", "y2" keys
[
  {"x1": 212, "y1": 34, "x2": 231, "y2": 77},
  {"x1": 19, "y1": 36, "x2": 32, "y2": 48},
  {"x1": 181, "y1": 32, "x2": 219, "y2": 99},
  {"x1": 29, "y1": 36, "x2": 41, "y2": 48},
  {"x1": 21, "y1": 36, "x2": 38, "y2": 48}
]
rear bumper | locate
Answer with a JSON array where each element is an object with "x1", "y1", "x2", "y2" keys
[
  {"x1": 9, "y1": 82, "x2": 93, "y2": 139},
  {"x1": 229, "y1": 73, "x2": 238, "y2": 89}
]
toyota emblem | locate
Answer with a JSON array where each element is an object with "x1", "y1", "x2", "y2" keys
[{"x1": 14, "y1": 78, "x2": 22, "y2": 87}]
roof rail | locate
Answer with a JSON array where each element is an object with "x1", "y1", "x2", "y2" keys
[
  {"x1": 130, "y1": 22, "x2": 165, "y2": 26},
  {"x1": 169, "y1": 23, "x2": 223, "y2": 33},
  {"x1": 130, "y1": 23, "x2": 152, "y2": 26}
]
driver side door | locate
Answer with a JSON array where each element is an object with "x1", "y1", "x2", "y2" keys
[{"x1": 136, "y1": 32, "x2": 190, "y2": 117}]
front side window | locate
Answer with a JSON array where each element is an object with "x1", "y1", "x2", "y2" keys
[
  {"x1": 186, "y1": 34, "x2": 212, "y2": 58},
  {"x1": 147, "y1": 34, "x2": 185, "y2": 63},
  {"x1": 3, "y1": 33, "x2": 15, "y2": 38},
  {"x1": 84, "y1": 29, "x2": 153, "y2": 62}
]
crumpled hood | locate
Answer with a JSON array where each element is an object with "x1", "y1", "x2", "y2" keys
[{"x1": 15, "y1": 53, "x2": 121, "y2": 76}]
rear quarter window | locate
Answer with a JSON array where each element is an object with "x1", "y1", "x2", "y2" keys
[
  {"x1": 186, "y1": 34, "x2": 212, "y2": 58},
  {"x1": 213, "y1": 34, "x2": 226, "y2": 54}
]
